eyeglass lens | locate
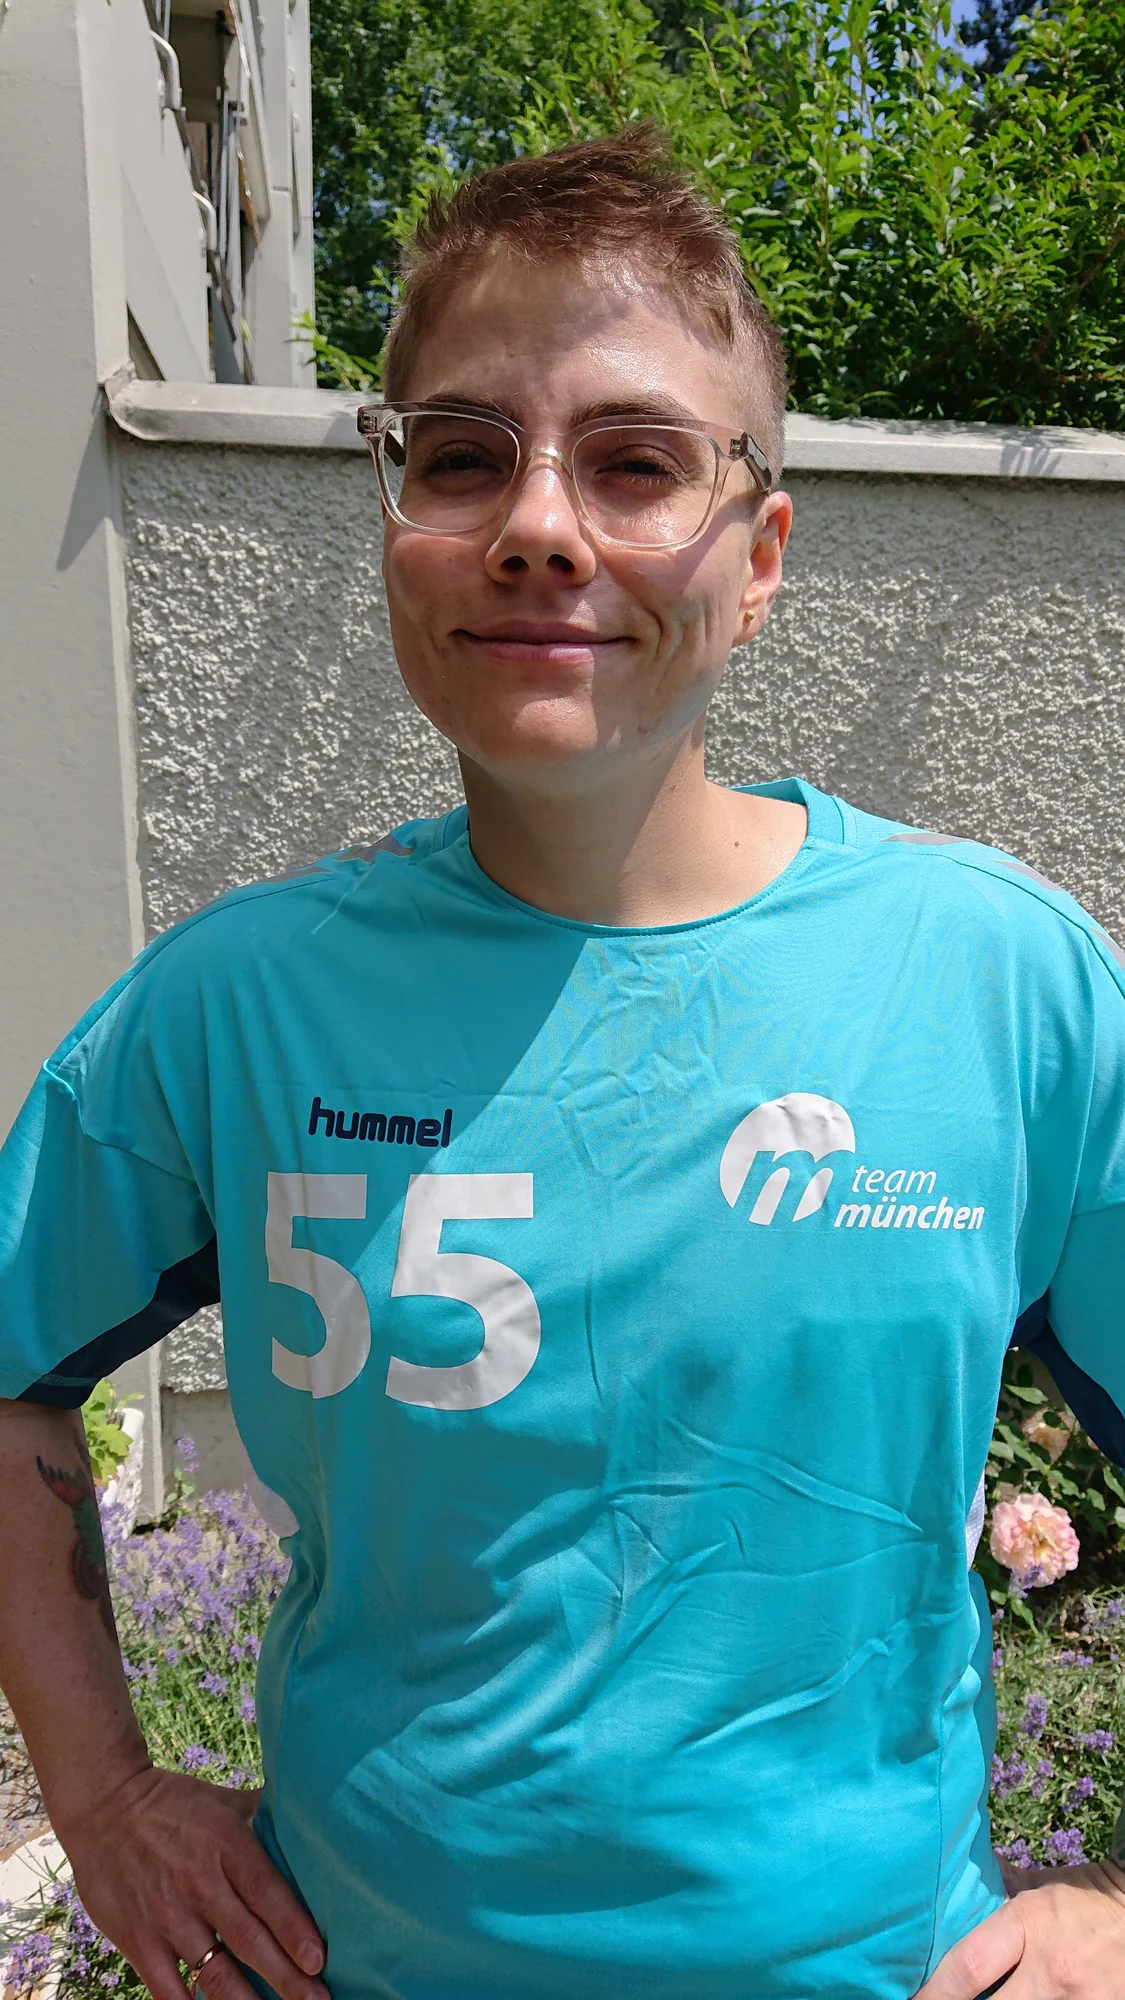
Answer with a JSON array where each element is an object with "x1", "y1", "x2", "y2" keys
[{"x1": 378, "y1": 413, "x2": 723, "y2": 546}]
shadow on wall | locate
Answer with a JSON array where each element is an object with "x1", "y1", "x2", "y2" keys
[{"x1": 57, "y1": 405, "x2": 122, "y2": 572}]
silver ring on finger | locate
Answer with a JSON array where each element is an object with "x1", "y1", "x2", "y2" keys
[{"x1": 185, "y1": 1942, "x2": 228, "y2": 1997}]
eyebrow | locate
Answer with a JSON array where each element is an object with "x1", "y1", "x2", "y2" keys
[{"x1": 409, "y1": 391, "x2": 711, "y2": 427}]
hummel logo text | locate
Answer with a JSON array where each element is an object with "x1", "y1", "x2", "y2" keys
[{"x1": 309, "y1": 1096, "x2": 453, "y2": 1148}]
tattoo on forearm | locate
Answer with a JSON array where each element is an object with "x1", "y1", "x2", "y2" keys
[{"x1": 36, "y1": 1455, "x2": 116, "y2": 1640}]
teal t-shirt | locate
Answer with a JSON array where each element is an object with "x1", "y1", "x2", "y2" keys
[{"x1": 3, "y1": 778, "x2": 1125, "y2": 2000}]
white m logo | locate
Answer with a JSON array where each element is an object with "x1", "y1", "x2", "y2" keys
[{"x1": 720, "y1": 1093, "x2": 856, "y2": 1226}]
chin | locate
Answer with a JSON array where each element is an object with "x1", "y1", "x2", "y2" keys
[
  {"x1": 425, "y1": 689, "x2": 608, "y2": 770},
  {"x1": 459, "y1": 720, "x2": 605, "y2": 777}
]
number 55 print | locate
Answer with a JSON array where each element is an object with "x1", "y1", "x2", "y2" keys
[{"x1": 267, "y1": 1171, "x2": 540, "y2": 1409}]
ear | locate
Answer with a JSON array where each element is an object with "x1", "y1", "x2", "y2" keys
[{"x1": 735, "y1": 490, "x2": 792, "y2": 645}]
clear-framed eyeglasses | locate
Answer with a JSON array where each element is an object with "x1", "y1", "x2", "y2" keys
[{"x1": 356, "y1": 402, "x2": 773, "y2": 553}]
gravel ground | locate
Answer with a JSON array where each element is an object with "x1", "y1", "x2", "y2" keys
[{"x1": 0, "y1": 1696, "x2": 47, "y2": 1860}]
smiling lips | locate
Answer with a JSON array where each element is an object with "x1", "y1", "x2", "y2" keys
[{"x1": 458, "y1": 622, "x2": 631, "y2": 660}]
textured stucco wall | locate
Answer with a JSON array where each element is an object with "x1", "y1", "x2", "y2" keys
[{"x1": 117, "y1": 439, "x2": 1125, "y2": 1397}]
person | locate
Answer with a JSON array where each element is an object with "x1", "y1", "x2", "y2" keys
[{"x1": 1, "y1": 126, "x2": 1123, "y2": 2000}]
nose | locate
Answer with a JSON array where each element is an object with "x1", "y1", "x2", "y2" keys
[{"x1": 484, "y1": 451, "x2": 597, "y2": 585}]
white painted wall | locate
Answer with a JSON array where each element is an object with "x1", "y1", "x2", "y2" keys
[
  {"x1": 0, "y1": 0, "x2": 143, "y2": 1135},
  {"x1": 0, "y1": 0, "x2": 316, "y2": 1513},
  {"x1": 0, "y1": 0, "x2": 163, "y2": 1517},
  {"x1": 248, "y1": 0, "x2": 316, "y2": 385},
  {"x1": 110, "y1": 0, "x2": 212, "y2": 381}
]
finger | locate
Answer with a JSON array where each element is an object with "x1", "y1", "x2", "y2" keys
[
  {"x1": 913, "y1": 1900, "x2": 1025, "y2": 1999},
  {"x1": 211, "y1": 1885, "x2": 330, "y2": 2000},
  {"x1": 123, "y1": 1945, "x2": 201, "y2": 2000},
  {"x1": 224, "y1": 1827, "x2": 326, "y2": 1977},
  {"x1": 197, "y1": 1943, "x2": 283, "y2": 2000},
  {"x1": 121, "y1": 1940, "x2": 248, "y2": 2000}
]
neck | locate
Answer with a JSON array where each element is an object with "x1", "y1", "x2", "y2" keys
[{"x1": 458, "y1": 736, "x2": 808, "y2": 927}]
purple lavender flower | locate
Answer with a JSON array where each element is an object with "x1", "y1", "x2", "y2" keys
[
  {"x1": 239, "y1": 1692, "x2": 257, "y2": 1723},
  {"x1": 1064, "y1": 1775, "x2": 1095, "y2": 1814},
  {"x1": 1020, "y1": 1693, "x2": 1048, "y2": 1740},
  {"x1": 176, "y1": 1435, "x2": 200, "y2": 1473},
  {"x1": 991, "y1": 1753, "x2": 1028, "y2": 1800},
  {"x1": 1075, "y1": 1730, "x2": 1114, "y2": 1753},
  {"x1": 1055, "y1": 1650, "x2": 1094, "y2": 1668},
  {"x1": 1104, "y1": 1599, "x2": 1124, "y2": 1621},
  {"x1": 1013, "y1": 1561, "x2": 1049, "y2": 1594},
  {"x1": 991, "y1": 1647, "x2": 1004, "y2": 1676},
  {"x1": 1043, "y1": 1826, "x2": 1087, "y2": 1865},
  {"x1": 227, "y1": 1765, "x2": 259, "y2": 1788},
  {"x1": 181, "y1": 1743, "x2": 214, "y2": 1771},
  {"x1": 997, "y1": 1836, "x2": 1034, "y2": 1869},
  {"x1": 51, "y1": 1879, "x2": 99, "y2": 1950},
  {"x1": 3, "y1": 1930, "x2": 54, "y2": 1993},
  {"x1": 200, "y1": 1672, "x2": 229, "y2": 1696},
  {"x1": 1026, "y1": 1761, "x2": 1045, "y2": 1795}
]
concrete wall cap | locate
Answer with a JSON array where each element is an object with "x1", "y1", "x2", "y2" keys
[
  {"x1": 105, "y1": 379, "x2": 1125, "y2": 480},
  {"x1": 107, "y1": 379, "x2": 371, "y2": 451},
  {"x1": 783, "y1": 412, "x2": 1125, "y2": 481}
]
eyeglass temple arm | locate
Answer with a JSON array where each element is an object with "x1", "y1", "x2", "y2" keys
[{"x1": 729, "y1": 432, "x2": 773, "y2": 489}]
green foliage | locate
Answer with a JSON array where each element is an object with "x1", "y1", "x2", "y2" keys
[
  {"x1": 958, "y1": 0, "x2": 1054, "y2": 73},
  {"x1": 290, "y1": 308, "x2": 380, "y2": 390},
  {"x1": 309, "y1": 0, "x2": 1125, "y2": 428},
  {"x1": 81, "y1": 1379, "x2": 132, "y2": 1489},
  {"x1": 990, "y1": 1590, "x2": 1125, "y2": 1869},
  {"x1": 309, "y1": 0, "x2": 648, "y2": 370}
]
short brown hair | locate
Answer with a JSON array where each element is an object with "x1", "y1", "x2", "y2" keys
[{"x1": 382, "y1": 125, "x2": 788, "y2": 478}]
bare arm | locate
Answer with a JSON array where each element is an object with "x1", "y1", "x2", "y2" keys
[{"x1": 0, "y1": 1397, "x2": 329, "y2": 2000}]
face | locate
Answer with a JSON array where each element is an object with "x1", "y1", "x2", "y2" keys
[{"x1": 380, "y1": 252, "x2": 792, "y2": 792}]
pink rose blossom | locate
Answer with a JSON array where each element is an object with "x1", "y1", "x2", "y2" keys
[
  {"x1": 1021, "y1": 1410, "x2": 1074, "y2": 1462},
  {"x1": 990, "y1": 1492, "x2": 1080, "y2": 1586}
]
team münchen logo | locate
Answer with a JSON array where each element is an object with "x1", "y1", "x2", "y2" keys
[{"x1": 719, "y1": 1093, "x2": 855, "y2": 1226}]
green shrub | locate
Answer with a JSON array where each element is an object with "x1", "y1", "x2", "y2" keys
[
  {"x1": 80, "y1": 1380, "x2": 133, "y2": 1489},
  {"x1": 308, "y1": 0, "x2": 1125, "y2": 428}
]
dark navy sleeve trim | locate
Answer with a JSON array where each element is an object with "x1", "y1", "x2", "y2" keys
[
  {"x1": 17, "y1": 1238, "x2": 221, "y2": 1409},
  {"x1": 1012, "y1": 1295, "x2": 1125, "y2": 1469}
]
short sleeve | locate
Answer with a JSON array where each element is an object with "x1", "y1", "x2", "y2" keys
[
  {"x1": 1035, "y1": 940, "x2": 1125, "y2": 1466},
  {"x1": 0, "y1": 982, "x2": 218, "y2": 1408}
]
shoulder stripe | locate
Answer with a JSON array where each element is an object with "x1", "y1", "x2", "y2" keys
[
  {"x1": 885, "y1": 830, "x2": 963, "y2": 847},
  {"x1": 881, "y1": 829, "x2": 1125, "y2": 990}
]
